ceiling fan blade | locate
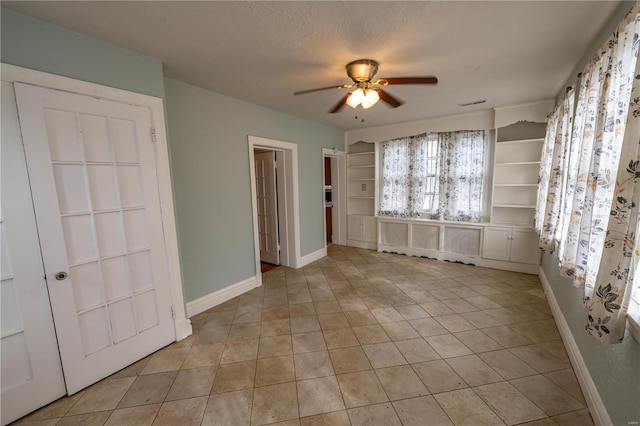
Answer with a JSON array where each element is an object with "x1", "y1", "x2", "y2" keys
[
  {"x1": 375, "y1": 76, "x2": 438, "y2": 85},
  {"x1": 329, "y1": 93, "x2": 351, "y2": 113},
  {"x1": 377, "y1": 88, "x2": 404, "y2": 108},
  {"x1": 294, "y1": 84, "x2": 352, "y2": 96}
]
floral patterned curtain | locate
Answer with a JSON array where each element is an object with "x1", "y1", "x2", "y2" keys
[
  {"x1": 378, "y1": 133, "x2": 430, "y2": 217},
  {"x1": 428, "y1": 131, "x2": 486, "y2": 223},
  {"x1": 535, "y1": 90, "x2": 574, "y2": 252},
  {"x1": 558, "y1": 4, "x2": 640, "y2": 343}
]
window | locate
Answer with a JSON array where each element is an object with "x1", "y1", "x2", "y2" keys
[{"x1": 378, "y1": 130, "x2": 487, "y2": 222}]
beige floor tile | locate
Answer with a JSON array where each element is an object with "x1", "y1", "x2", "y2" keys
[
  {"x1": 289, "y1": 302, "x2": 316, "y2": 318},
  {"x1": 294, "y1": 350, "x2": 335, "y2": 379},
  {"x1": 370, "y1": 307, "x2": 404, "y2": 323},
  {"x1": 509, "y1": 344, "x2": 569, "y2": 373},
  {"x1": 300, "y1": 410, "x2": 350, "y2": 426},
  {"x1": 544, "y1": 369, "x2": 586, "y2": 404},
  {"x1": 510, "y1": 320, "x2": 561, "y2": 343},
  {"x1": 322, "y1": 328, "x2": 359, "y2": 349},
  {"x1": 375, "y1": 365, "x2": 428, "y2": 400},
  {"x1": 464, "y1": 296, "x2": 502, "y2": 310},
  {"x1": 336, "y1": 370, "x2": 388, "y2": 408},
  {"x1": 482, "y1": 326, "x2": 531, "y2": 348},
  {"x1": 434, "y1": 314, "x2": 477, "y2": 333},
  {"x1": 270, "y1": 418, "x2": 301, "y2": 426},
  {"x1": 517, "y1": 419, "x2": 560, "y2": 426},
  {"x1": 220, "y1": 338, "x2": 259, "y2": 364},
  {"x1": 16, "y1": 392, "x2": 85, "y2": 422},
  {"x1": 292, "y1": 331, "x2": 327, "y2": 353},
  {"x1": 68, "y1": 377, "x2": 135, "y2": 415},
  {"x1": 475, "y1": 381, "x2": 547, "y2": 425},
  {"x1": 255, "y1": 355, "x2": 295, "y2": 387},
  {"x1": 392, "y1": 395, "x2": 453, "y2": 426},
  {"x1": 262, "y1": 305, "x2": 290, "y2": 321},
  {"x1": 420, "y1": 302, "x2": 456, "y2": 316},
  {"x1": 251, "y1": 382, "x2": 299, "y2": 425},
  {"x1": 140, "y1": 347, "x2": 189, "y2": 374},
  {"x1": 56, "y1": 411, "x2": 111, "y2": 425},
  {"x1": 196, "y1": 324, "x2": 231, "y2": 344},
  {"x1": 117, "y1": 371, "x2": 176, "y2": 408},
  {"x1": 409, "y1": 318, "x2": 450, "y2": 337},
  {"x1": 104, "y1": 404, "x2": 160, "y2": 426},
  {"x1": 182, "y1": 343, "x2": 224, "y2": 369},
  {"x1": 510, "y1": 375, "x2": 585, "y2": 416},
  {"x1": 434, "y1": 388, "x2": 505, "y2": 425},
  {"x1": 460, "y1": 311, "x2": 503, "y2": 329},
  {"x1": 395, "y1": 304, "x2": 430, "y2": 320},
  {"x1": 394, "y1": 338, "x2": 441, "y2": 363},
  {"x1": 344, "y1": 310, "x2": 378, "y2": 327},
  {"x1": 537, "y1": 340, "x2": 570, "y2": 362},
  {"x1": 338, "y1": 298, "x2": 368, "y2": 312},
  {"x1": 483, "y1": 308, "x2": 526, "y2": 325},
  {"x1": 153, "y1": 396, "x2": 207, "y2": 426},
  {"x1": 552, "y1": 408, "x2": 594, "y2": 426},
  {"x1": 412, "y1": 359, "x2": 467, "y2": 394},
  {"x1": 258, "y1": 335, "x2": 293, "y2": 358},
  {"x1": 260, "y1": 318, "x2": 292, "y2": 337},
  {"x1": 318, "y1": 313, "x2": 350, "y2": 330},
  {"x1": 211, "y1": 360, "x2": 255, "y2": 394},
  {"x1": 227, "y1": 322, "x2": 261, "y2": 341},
  {"x1": 351, "y1": 324, "x2": 391, "y2": 344},
  {"x1": 202, "y1": 389, "x2": 252, "y2": 426},
  {"x1": 443, "y1": 298, "x2": 479, "y2": 313},
  {"x1": 347, "y1": 402, "x2": 401, "y2": 426},
  {"x1": 380, "y1": 320, "x2": 420, "y2": 340},
  {"x1": 329, "y1": 346, "x2": 372, "y2": 374},
  {"x1": 109, "y1": 357, "x2": 150, "y2": 379},
  {"x1": 166, "y1": 366, "x2": 215, "y2": 401},
  {"x1": 314, "y1": 300, "x2": 342, "y2": 314},
  {"x1": 478, "y1": 349, "x2": 538, "y2": 380},
  {"x1": 446, "y1": 354, "x2": 503, "y2": 387},
  {"x1": 15, "y1": 417, "x2": 63, "y2": 425},
  {"x1": 291, "y1": 315, "x2": 321, "y2": 334},
  {"x1": 425, "y1": 334, "x2": 473, "y2": 358},
  {"x1": 453, "y1": 330, "x2": 503, "y2": 353},
  {"x1": 362, "y1": 342, "x2": 407, "y2": 368},
  {"x1": 297, "y1": 376, "x2": 345, "y2": 417},
  {"x1": 430, "y1": 289, "x2": 460, "y2": 301}
]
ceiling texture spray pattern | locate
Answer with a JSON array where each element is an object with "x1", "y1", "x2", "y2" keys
[{"x1": 3, "y1": 1, "x2": 621, "y2": 129}]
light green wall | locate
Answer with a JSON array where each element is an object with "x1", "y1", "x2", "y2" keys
[
  {"x1": 164, "y1": 78, "x2": 343, "y2": 303},
  {"x1": 540, "y1": 2, "x2": 640, "y2": 425},
  {"x1": 1, "y1": 9, "x2": 165, "y2": 98}
]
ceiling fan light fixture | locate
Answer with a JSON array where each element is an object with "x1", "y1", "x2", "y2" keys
[
  {"x1": 346, "y1": 88, "x2": 365, "y2": 108},
  {"x1": 361, "y1": 89, "x2": 380, "y2": 109}
]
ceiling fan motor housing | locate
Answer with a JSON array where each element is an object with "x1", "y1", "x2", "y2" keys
[{"x1": 346, "y1": 59, "x2": 379, "y2": 82}]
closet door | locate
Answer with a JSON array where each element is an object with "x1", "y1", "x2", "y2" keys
[
  {"x1": 255, "y1": 151, "x2": 280, "y2": 265},
  {"x1": 15, "y1": 83, "x2": 175, "y2": 394},
  {"x1": 1, "y1": 81, "x2": 66, "y2": 425}
]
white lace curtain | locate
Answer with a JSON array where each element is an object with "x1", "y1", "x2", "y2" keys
[
  {"x1": 536, "y1": 3, "x2": 640, "y2": 343},
  {"x1": 378, "y1": 130, "x2": 485, "y2": 222}
]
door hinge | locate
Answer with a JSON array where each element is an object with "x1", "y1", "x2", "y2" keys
[
  {"x1": 171, "y1": 305, "x2": 176, "y2": 319},
  {"x1": 150, "y1": 127, "x2": 157, "y2": 143}
]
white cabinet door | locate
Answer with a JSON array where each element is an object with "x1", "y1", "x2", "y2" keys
[
  {"x1": 15, "y1": 83, "x2": 175, "y2": 394},
  {"x1": 1, "y1": 82, "x2": 66, "y2": 425},
  {"x1": 483, "y1": 227, "x2": 511, "y2": 261},
  {"x1": 254, "y1": 151, "x2": 280, "y2": 265},
  {"x1": 510, "y1": 229, "x2": 540, "y2": 265},
  {"x1": 361, "y1": 216, "x2": 377, "y2": 243},
  {"x1": 348, "y1": 215, "x2": 363, "y2": 240}
]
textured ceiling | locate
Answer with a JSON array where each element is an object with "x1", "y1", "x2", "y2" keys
[{"x1": 2, "y1": 1, "x2": 622, "y2": 130}]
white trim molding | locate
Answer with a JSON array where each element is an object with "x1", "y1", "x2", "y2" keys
[
  {"x1": 538, "y1": 267, "x2": 612, "y2": 426},
  {"x1": 1, "y1": 63, "x2": 192, "y2": 341},
  {"x1": 186, "y1": 276, "x2": 259, "y2": 318},
  {"x1": 297, "y1": 247, "x2": 327, "y2": 268}
]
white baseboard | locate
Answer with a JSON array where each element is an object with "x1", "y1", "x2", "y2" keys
[
  {"x1": 347, "y1": 239, "x2": 377, "y2": 250},
  {"x1": 174, "y1": 318, "x2": 193, "y2": 341},
  {"x1": 296, "y1": 247, "x2": 327, "y2": 268},
  {"x1": 538, "y1": 267, "x2": 612, "y2": 426},
  {"x1": 186, "y1": 276, "x2": 259, "y2": 318}
]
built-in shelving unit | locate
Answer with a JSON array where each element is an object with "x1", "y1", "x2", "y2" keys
[{"x1": 347, "y1": 142, "x2": 376, "y2": 248}]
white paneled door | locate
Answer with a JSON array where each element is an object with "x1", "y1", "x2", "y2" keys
[
  {"x1": 254, "y1": 151, "x2": 280, "y2": 265},
  {"x1": 14, "y1": 83, "x2": 175, "y2": 395},
  {"x1": 1, "y1": 82, "x2": 67, "y2": 425}
]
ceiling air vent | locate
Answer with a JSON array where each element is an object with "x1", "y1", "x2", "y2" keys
[{"x1": 459, "y1": 99, "x2": 486, "y2": 107}]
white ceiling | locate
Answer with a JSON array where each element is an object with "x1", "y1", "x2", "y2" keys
[{"x1": 3, "y1": 1, "x2": 622, "y2": 130}]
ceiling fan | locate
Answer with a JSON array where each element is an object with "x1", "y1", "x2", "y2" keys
[{"x1": 294, "y1": 59, "x2": 438, "y2": 113}]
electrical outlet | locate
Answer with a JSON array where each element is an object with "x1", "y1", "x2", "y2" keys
[{"x1": 361, "y1": 183, "x2": 367, "y2": 191}]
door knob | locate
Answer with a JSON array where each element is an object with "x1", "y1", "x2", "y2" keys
[{"x1": 55, "y1": 271, "x2": 68, "y2": 281}]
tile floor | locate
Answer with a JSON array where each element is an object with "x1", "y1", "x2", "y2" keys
[{"x1": 15, "y1": 245, "x2": 593, "y2": 425}]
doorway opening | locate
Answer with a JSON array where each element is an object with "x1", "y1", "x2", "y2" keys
[
  {"x1": 322, "y1": 148, "x2": 346, "y2": 247},
  {"x1": 248, "y1": 136, "x2": 301, "y2": 287}
]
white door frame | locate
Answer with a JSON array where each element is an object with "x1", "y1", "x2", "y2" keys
[
  {"x1": 0, "y1": 63, "x2": 191, "y2": 341},
  {"x1": 248, "y1": 136, "x2": 300, "y2": 286},
  {"x1": 322, "y1": 148, "x2": 347, "y2": 246}
]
